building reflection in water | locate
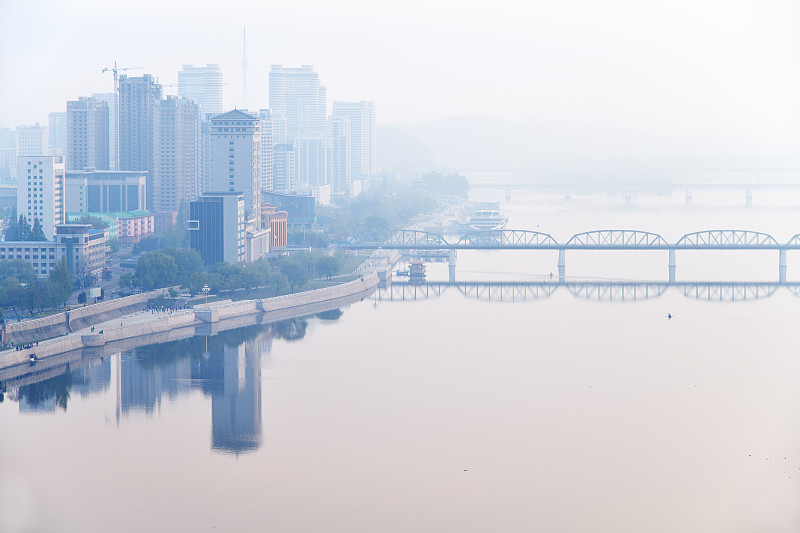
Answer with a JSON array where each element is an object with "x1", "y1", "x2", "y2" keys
[
  {"x1": 194, "y1": 338, "x2": 263, "y2": 454},
  {"x1": 115, "y1": 318, "x2": 310, "y2": 454},
  {"x1": 6, "y1": 314, "x2": 321, "y2": 454}
]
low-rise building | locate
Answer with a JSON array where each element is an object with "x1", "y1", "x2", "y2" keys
[
  {"x1": 112, "y1": 210, "x2": 155, "y2": 248},
  {"x1": 260, "y1": 204, "x2": 287, "y2": 251},
  {"x1": 0, "y1": 224, "x2": 106, "y2": 281},
  {"x1": 189, "y1": 192, "x2": 245, "y2": 266}
]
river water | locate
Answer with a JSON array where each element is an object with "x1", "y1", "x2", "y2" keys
[{"x1": 3, "y1": 181, "x2": 800, "y2": 532}]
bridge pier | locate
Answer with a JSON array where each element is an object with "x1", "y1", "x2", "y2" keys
[
  {"x1": 668, "y1": 248, "x2": 676, "y2": 284},
  {"x1": 779, "y1": 248, "x2": 787, "y2": 284},
  {"x1": 448, "y1": 249, "x2": 457, "y2": 283},
  {"x1": 558, "y1": 248, "x2": 566, "y2": 282}
]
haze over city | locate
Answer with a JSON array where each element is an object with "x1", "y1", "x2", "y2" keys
[
  {"x1": 4, "y1": 2, "x2": 800, "y2": 532},
  {"x1": 2, "y1": 0, "x2": 799, "y2": 167}
]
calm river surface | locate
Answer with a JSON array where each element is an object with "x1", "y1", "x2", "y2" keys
[{"x1": 3, "y1": 182, "x2": 800, "y2": 532}]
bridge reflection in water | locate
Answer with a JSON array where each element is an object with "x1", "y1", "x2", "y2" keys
[{"x1": 377, "y1": 280, "x2": 800, "y2": 303}]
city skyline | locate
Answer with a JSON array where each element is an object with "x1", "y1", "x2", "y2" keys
[{"x1": 1, "y1": 0, "x2": 799, "y2": 162}]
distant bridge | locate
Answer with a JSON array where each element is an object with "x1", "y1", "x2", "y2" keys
[{"x1": 376, "y1": 281, "x2": 798, "y2": 303}]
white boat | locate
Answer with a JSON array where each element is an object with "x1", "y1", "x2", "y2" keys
[{"x1": 459, "y1": 208, "x2": 508, "y2": 233}]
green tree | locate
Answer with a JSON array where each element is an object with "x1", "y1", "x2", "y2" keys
[
  {"x1": 134, "y1": 251, "x2": 178, "y2": 290},
  {"x1": 280, "y1": 260, "x2": 308, "y2": 293},
  {"x1": 316, "y1": 256, "x2": 341, "y2": 279},
  {"x1": 75, "y1": 215, "x2": 109, "y2": 230},
  {"x1": 0, "y1": 259, "x2": 37, "y2": 285},
  {"x1": 30, "y1": 218, "x2": 46, "y2": 241},
  {"x1": 77, "y1": 291, "x2": 86, "y2": 304},
  {"x1": 16, "y1": 215, "x2": 31, "y2": 242},
  {"x1": 47, "y1": 257, "x2": 73, "y2": 307},
  {"x1": 161, "y1": 247, "x2": 202, "y2": 284},
  {"x1": 0, "y1": 277, "x2": 23, "y2": 318},
  {"x1": 4, "y1": 214, "x2": 17, "y2": 241}
]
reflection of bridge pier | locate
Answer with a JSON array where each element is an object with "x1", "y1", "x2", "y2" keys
[
  {"x1": 669, "y1": 248, "x2": 676, "y2": 285},
  {"x1": 780, "y1": 248, "x2": 787, "y2": 284}
]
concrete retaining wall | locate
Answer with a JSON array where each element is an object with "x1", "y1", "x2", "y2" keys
[
  {"x1": 0, "y1": 335, "x2": 84, "y2": 370},
  {"x1": 2, "y1": 289, "x2": 168, "y2": 346},
  {"x1": 260, "y1": 273, "x2": 379, "y2": 314},
  {"x1": 4, "y1": 314, "x2": 69, "y2": 346},
  {"x1": 67, "y1": 290, "x2": 167, "y2": 332},
  {"x1": 81, "y1": 311, "x2": 196, "y2": 346}
]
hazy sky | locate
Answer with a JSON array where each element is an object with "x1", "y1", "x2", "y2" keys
[{"x1": 2, "y1": 0, "x2": 799, "y2": 157}]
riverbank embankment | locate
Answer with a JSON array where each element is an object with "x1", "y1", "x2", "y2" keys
[{"x1": 0, "y1": 273, "x2": 378, "y2": 372}]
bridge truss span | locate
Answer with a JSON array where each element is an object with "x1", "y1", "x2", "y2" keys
[
  {"x1": 566, "y1": 282, "x2": 668, "y2": 301},
  {"x1": 385, "y1": 230, "x2": 449, "y2": 248},
  {"x1": 676, "y1": 230, "x2": 779, "y2": 249},
  {"x1": 565, "y1": 230, "x2": 668, "y2": 249},
  {"x1": 677, "y1": 282, "x2": 780, "y2": 301},
  {"x1": 457, "y1": 230, "x2": 558, "y2": 248}
]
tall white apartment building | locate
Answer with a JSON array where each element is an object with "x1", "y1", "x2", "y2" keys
[
  {"x1": 328, "y1": 115, "x2": 351, "y2": 196},
  {"x1": 0, "y1": 128, "x2": 15, "y2": 180},
  {"x1": 154, "y1": 96, "x2": 199, "y2": 212},
  {"x1": 92, "y1": 92, "x2": 118, "y2": 170},
  {"x1": 331, "y1": 101, "x2": 376, "y2": 178},
  {"x1": 258, "y1": 109, "x2": 273, "y2": 192},
  {"x1": 179, "y1": 64, "x2": 223, "y2": 119},
  {"x1": 208, "y1": 110, "x2": 261, "y2": 216},
  {"x1": 67, "y1": 96, "x2": 109, "y2": 171},
  {"x1": 268, "y1": 65, "x2": 327, "y2": 140},
  {"x1": 269, "y1": 65, "x2": 328, "y2": 190},
  {"x1": 48, "y1": 112, "x2": 67, "y2": 157},
  {"x1": 16, "y1": 124, "x2": 48, "y2": 157},
  {"x1": 17, "y1": 155, "x2": 65, "y2": 240}
]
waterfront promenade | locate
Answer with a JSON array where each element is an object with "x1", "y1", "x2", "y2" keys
[{"x1": 0, "y1": 273, "x2": 379, "y2": 371}]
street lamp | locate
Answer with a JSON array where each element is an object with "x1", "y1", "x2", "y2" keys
[{"x1": 201, "y1": 284, "x2": 210, "y2": 306}]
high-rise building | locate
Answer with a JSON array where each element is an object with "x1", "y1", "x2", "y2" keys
[
  {"x1": 294, "y1": 136, "x2": 327, "y2": 188},
  {"x1": 48, "y1": 112, "x2": 67, "y2": 157},
  {"x1": 328, "y1": 115, "x2": 351, "y2": 196},
  {"x1": 16, "y1": 124, "x2": 48, "y2": 157},
  {"x1": 269, "y1": 65, "x2": 327, "y2": 139},
  {"x1": 258, "y1": 109, "x2": 273, "y2": 192},
  {"x1": 207, "y1": 110, "x2": 261, "y2": 216},
  {"x1": 154, "y1": 96, "x2": 198, "y2": 213},
  {"x1": 272, "y1": 144, "x2": 295, "y2": 193},
  {"x1": 331, "y1": 101, "x2": 376, "y2": 178},
  {"x1": 92, "y1": 93, "x2": 118, "y2": 170},
  {"x1": 269, "y1": 65, "x2": 328, "y2": 189},
  {"x1": 17, "y1": 155, "x2": 65, "y2": 240},
  {"x1": 119, "y1": 74, "x2": 162, "y2": 207},
  {"x1": 66, "y1": 97, "x2": 109, "y2": 171},
  {"x1": 0, "y1": 128, "x2": 15, "y2": 180},
  {"x1": 189, "y1": 192, "x2": 245, "y2": 265},
  {"x1": 178, "y1": 64, "x2": 223, "y2": 120}
]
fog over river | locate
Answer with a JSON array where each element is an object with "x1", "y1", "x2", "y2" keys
[{"x1": 2, "y1": 178, "x2": 800, "y2": 532}]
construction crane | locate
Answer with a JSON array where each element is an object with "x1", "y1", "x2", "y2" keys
[
  {"x1": 101, "y1": 62, "x2": 144, "y2": 170},
  {"x1": 101, "y1": 61, "x2": 144, "y2": 94}
]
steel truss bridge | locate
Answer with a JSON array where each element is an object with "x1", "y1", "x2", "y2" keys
[
  {"x1": 377, "y1": 281, "x2": 800, "y2": 303},
  {"x1": 345, "y1": 229, "x2": 798, "y2": 283},
  {"x1": 345, "y1": 229, "x2": 798, "y2": 251}
]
